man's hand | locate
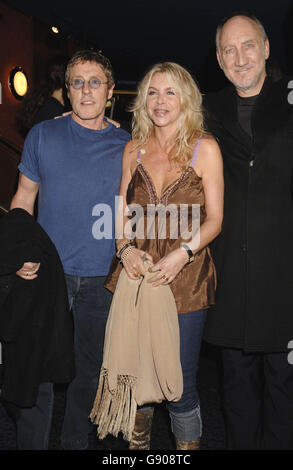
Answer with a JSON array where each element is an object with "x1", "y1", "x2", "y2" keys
[{"x1": 16, "y1": 262, "x2": 40, "y2": 280}]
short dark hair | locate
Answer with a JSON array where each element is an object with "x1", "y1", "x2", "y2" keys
[
  {"x1": 47, "y1": 55, "x2": 68, "y2": 90},
  {"x1": 215, "y1": 12, "x2": 268, "y2": 51},
  {"x1": 65, "y1": 50, "x2": 114, "y2": 88}
]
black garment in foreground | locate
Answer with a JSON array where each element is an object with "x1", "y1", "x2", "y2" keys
[
  {"x1": 0, "y1": 208, "x2": 75, "y2": 407},
  {"x1": 222, "y1": 348, "x2": 293, "y2": 449}
]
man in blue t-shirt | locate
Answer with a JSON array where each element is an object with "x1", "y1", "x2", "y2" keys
[{"x1": 10, "y1": 50, "x2": 130, "y2": 450}]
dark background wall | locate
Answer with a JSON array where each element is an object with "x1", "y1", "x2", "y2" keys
[
  {"x1": 0, "y1": 3, "x2": 33, "y2": 148},
  {"x1": 0, "y1": 0, "x2": 293, "y2": 204},
  {"x1": 0, "y1": 3, "x2": 79, "y2": 210}
]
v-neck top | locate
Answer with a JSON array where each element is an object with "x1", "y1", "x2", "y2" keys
[{"x1": 105, "y1": 147, "x2": 216, "y2": 314}]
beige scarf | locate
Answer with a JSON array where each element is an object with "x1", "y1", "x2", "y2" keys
[{"x1": 90, "y1": 264, "x2": 183, "y2": 441}]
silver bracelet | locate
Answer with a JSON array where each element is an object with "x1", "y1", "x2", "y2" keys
[
  {"x1": 120, "y1": 245, "x2": 134, "y2": 263},
  {"x1": 116, "y1": 242, "x2": 132, "y2": 259}
]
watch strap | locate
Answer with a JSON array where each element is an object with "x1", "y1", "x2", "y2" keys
[{"x1": 180, "y1": 243, "x2": 194, "y2": 263}]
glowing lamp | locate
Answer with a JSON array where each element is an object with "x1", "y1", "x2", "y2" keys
[{"x1": 9, "y1": 67, "x2": 28, "y2": 100}]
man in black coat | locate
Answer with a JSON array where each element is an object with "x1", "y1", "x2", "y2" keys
[{"x1": 204, "y1": 13, "x2": 293, "y2": 449}]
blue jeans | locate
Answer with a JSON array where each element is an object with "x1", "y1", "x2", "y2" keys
[
  {"x1": 60, "y1": 274, "x2": 112, "y2": 450},
  {"x1": 140, "y1": 309, "x2": 207, "y2": 441},
  {"x1": 167, "y1": 309, "x2": 207, "y2": 441}
]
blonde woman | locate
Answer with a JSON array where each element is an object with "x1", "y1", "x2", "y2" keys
[{"x1": 105, "y1": 62, "x2": 224, "y2": 450}]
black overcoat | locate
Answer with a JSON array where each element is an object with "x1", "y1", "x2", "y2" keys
[
  {"x1": 203, "y1": 77, "x2": 293, "y2": 352},
  {"x1": 0, "y1": 208, "x2": 75, "y2": 407}
]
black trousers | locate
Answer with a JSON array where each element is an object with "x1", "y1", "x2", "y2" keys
[{"x1": 222, "y1": 348, "x2": 293, "y2": 450}]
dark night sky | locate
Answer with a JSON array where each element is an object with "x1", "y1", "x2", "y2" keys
[{"x1": 3, "y1": 0, "x2": 293, "y2": 91}]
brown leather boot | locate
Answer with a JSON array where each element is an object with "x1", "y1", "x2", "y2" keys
[
  {"x1": 129, "y1": 408, "x2": 154, "y2": 450},
  {"x1": 176, "y1": 438, "x2": 200, "y2": 450}
]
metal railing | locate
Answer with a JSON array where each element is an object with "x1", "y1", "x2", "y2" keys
[{"x1": 0, "y1": 134, "x2": 22, "y2": 156}]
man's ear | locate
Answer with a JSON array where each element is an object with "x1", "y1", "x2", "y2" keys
[
  {"x1": 107, "y1": 85, "x2": 114, "y2": 100},
  {"x1": 216, "y1": 50, "x2": 223, "y2": 70},
  {"x1": 264, "y1": 39, "x2": 270, "y2": 60}
]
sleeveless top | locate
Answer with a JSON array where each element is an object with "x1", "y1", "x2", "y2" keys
[{"x1": 105, "y1": 140, "x2": 216, "y2": 314}]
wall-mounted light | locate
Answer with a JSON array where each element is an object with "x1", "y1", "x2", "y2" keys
[
  {"x1": 51, "y1": 26, "x2": 59, "y2": 34},
  {"x1": 8, "y1": 67, "x2": 28, "y2": 100}
]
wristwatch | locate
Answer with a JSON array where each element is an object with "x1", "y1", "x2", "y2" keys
[{"x1": 180, "y1": 243, "x2": 195, "y2": 263}]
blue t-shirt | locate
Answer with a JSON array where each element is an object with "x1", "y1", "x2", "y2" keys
[{"x1": 19, "y1": 115, "x2": 130, "y2": 276}]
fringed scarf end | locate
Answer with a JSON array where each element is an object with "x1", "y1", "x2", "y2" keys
[{"x1": 90, "y1": 368, "x2": 137, "y2": 442}]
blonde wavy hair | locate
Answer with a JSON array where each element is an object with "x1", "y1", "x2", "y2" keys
[{"x1": 131, "y1": 62, "x2": 204, "y2": 169}]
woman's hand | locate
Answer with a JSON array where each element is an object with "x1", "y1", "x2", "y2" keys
[
  {"x1": 54, "y1": 111, "x2": 72, "y2": 119},
  {"x1": 122, "y1": 247, "x2": 153, "y2": 280},
  {"x1": 54, "y1": 112, "x2": 120, "y2": 128},
  {"x1": 105, "y1": 117, "x2": 120, "y2": 128},
  {"x1": 148, "y1": 248, "x2": 189, "y2": 286}
]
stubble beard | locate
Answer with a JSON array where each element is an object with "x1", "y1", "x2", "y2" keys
[{"x1": 226, "y1": 63, "x2": 267, "y2": 95}]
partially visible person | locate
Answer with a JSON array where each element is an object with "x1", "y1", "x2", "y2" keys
[
  {"x1": 17, "y1": 55, "x2": 70, "y2": 136},
  {"x1": 10, "y1": 49, "x2": 130, "y2": 449},
  {"x1": 203, "y1": 13, "x2": 293, "y2": 449},
  {"x1": 104, "y1": 62, "x2": 224, "y2": 450},
  {"x1": 0, "y1": 208, "x2": 75, "y2": 451}
]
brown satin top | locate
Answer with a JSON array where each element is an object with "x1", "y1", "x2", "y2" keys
[{"x1": 105, "y1": 159, "x2": 216, "y2": 314}]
